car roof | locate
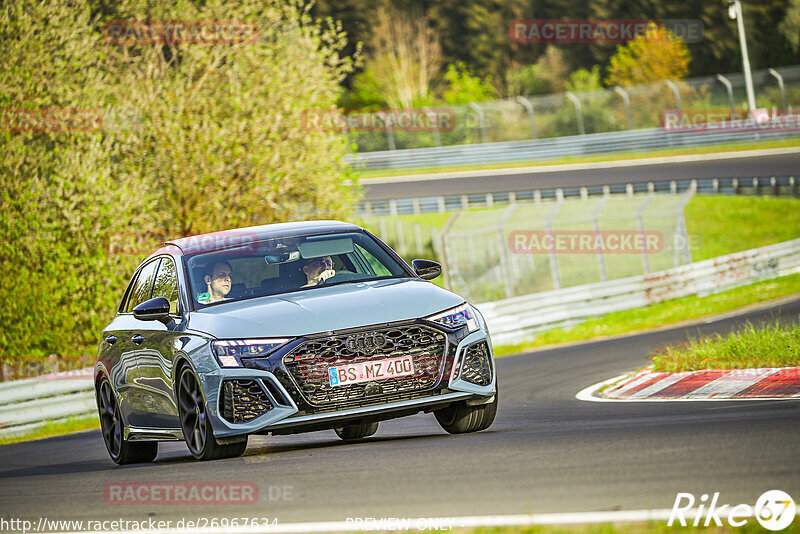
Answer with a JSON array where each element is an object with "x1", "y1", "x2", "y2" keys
[{"x1": 163, "y1": 220, "x2": 364, "y2": 256}]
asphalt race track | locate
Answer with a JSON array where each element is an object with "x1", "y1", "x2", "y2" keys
[
  {"x1": 1, "y1": 299, "x2": 799, "y2": 529},
  {"x1": 361, "y1": 150, "x2": 800, "y2": 200}
]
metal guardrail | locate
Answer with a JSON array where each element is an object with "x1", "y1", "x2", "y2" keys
[
  {"x1": 360, "y1": 176, "x2": 799, "y2": 216},
  {"x1": 347, "y1": 126, "x2": 800, "y2": 171},
  {"x1": 476, "y1": 238, "x2": 800, "y2": 346},
  {"x1": 0, "y1": 370, "x2": 95, "y2": 439}
]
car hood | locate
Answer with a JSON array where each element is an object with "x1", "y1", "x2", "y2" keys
[{"x1": 187, "y1": 278, "x2": 464, "y2": 338}]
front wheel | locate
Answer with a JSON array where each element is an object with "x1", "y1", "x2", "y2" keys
[
  {"x1": 96, "y1": 379, "x2": 158, "y2": 465},
  {"x1": 334, "y1": 422, "x2": 379, "y2": 441},
  {"x1": 434, "y1": 388, "x2": 498, "y2": 434},
  {"x1": 177, "y1": 367, "x2": 247, "y2": 461}
]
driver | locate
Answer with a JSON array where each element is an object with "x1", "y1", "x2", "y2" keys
[
  {"x1": 199, "y1": 261, "x2": 233, "y2": 304},
  {"x1": 302, "y1": 256, "x2": 335, "y2": 287}
]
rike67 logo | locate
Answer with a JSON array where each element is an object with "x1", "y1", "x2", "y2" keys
[{"x1": 669, "y1": 490, "x2": 796, "y2": 530}]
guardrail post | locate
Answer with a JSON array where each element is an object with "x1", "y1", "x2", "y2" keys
[
  {"x1": 423, "y1": 107, "x2": 442, "y2": 147},
  {"x1": 516, "y1": 96, "x2": 537, "y2": 139},
  {"x1": 791, "y1": 176, "x2": 797, "y2": 198},
  {"x1": 613, "y1": 86, "x2": 633, "y2": 129},
  {"x1": 768, "y1": 68, "x2": 787, "y2": 112},
  {"x1": 664, "y1": 80, "x2": 681, "y2": 112},
  {"x1": 753, "y1": 177, "x2": 760, "y2": 196},
  {"x1": 713, "y1": 178, "x2": 719, "y2": 193},
  {"x1": 771, "y1": 176, "x2": 777, "y2": 196},
  {"x1": 626, "y1": 183, "x2": 634, "y2": 197},
  {"x1": 509, "y1": 191, "x2": 517, "y2": 204},
  {"x1": 437, "y1": 197, "x2": 446, "y2": 213},
  {"x1": 468, "y1": 102, "x2": 488, "y2": 143},
  {"x1": 716, "y1": 74, "x2": 736, "y2": 121},
  {"x1": 498, "y1": 204, "x2": 518, "y2": 298},
  {"x1": 565, "y1": 91, "x2": 586, "y2": 135},
  {"x1": 389, "y1": 199, "x2": 398, "y2": 216},
  {"x1": 461, "y1": 194, "x2": 469, "y2": 210},
  {"x1": 580, "y1": 187, "x2": 588, "y2": 200},
  {"x1": 486, "y1": 193, "x2": 494, "y2": 208},
  {"x1": 412, "y1": 198, "x2": 421, "y2": 215}
]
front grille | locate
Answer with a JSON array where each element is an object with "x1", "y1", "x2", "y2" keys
[
  {"x1": 220, "y1": 380, "x2": 273, "y2": 423},
  {"x1": 460, "y1": 341, "x2": 492, "y2": 386},
  {"x1": 283, "y1": 324, "x2": 447, "y2": 409}
]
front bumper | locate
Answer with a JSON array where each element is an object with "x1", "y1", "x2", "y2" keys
[{"x1": 199, "y1": 326, "x2": 496, "y2": 439}]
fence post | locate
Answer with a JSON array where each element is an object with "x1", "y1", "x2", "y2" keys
[
  {"x1": 438, "y1": 212, "x2": 461, "y2": 293},
  {"x1": 468, "y1": 102, "x2": 488, "y2": 143},
  {"x1": 516, "y1": 96, "x2": 537, "y2": 139},
  {"x1": 378, "y1": 111, "x2": 396, "y2": 150},
  {"x1": 636, "y1": 196, "x2": 654, "y2": 274},
  {"x1": 497, "y1": 204, "x2": 518, "y2": 298},
  {"x1": 414, "y1": 224, "x2": 423, "y2": 254},
  {"x1": 593, "y1": 196, "x2": 610, "y2": 281},
  {"x1": 716, "y1": 74, "x2": 736, "y2": 121},
  {"x1": 768, "y1": 69, "x2": 787, "y2": 112},
  {"x1": 565, "y1": 91, "x2": 586, "y2": 135},
  {"x1": 423, "y1": 106, "x2": 442, "y2": 147},
  {"x1": 545, "y1": 201, "x2": 563, "y2": 289},
  {"x1": 613, "y1": 86, "x2": 633, "y2": 129},
  {"x1": 664, "y1": 80, "x2": 681, "y2": 112}
]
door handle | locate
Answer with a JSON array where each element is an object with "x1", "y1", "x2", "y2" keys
[
  {"x1": 131, "y1": 334, "x2": 144, "y2": 345},
  {"x1": 105, "y1": 335, "x2": 118, "y2": 345}
]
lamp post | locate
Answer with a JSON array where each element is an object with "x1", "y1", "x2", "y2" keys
[{"x1": 727, "y1": 0, "x2": 757, "y2": 112}]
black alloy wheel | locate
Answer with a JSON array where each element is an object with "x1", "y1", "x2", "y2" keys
[
  {"x1": 177, "y1": 366, "x2": 247, "y2": 461},
  {"x1": 97, "y1": 378, "x2": 157, "y2": 464}
]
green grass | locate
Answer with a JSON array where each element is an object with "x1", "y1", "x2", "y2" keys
[
  {"x1": 354, "y1": 138, "x2": 800, "y2": 179},
  {"x1": 685, "y1": 196, "x2": 800, "y2": 261},
  {"x1": 649, "y1": 320, "x2": 800, "y2": 372},
  {"x1": 492, "y1": 273, "x2": 800, "y2": 357},
  {"x1": 0, "y1": 414, "x2": 99, "y2": 445}
]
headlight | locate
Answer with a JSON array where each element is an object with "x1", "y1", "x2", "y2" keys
[
  {"x1": 212, "y1": 338, "x2": 289, "y2": 368},
  {"x1": 426, "y1": 303, "x2": 479, "y2": 333}
]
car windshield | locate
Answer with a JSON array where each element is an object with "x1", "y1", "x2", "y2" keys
[{"x1": 185, "y1": 230, "x2": 411, "y2": 308}]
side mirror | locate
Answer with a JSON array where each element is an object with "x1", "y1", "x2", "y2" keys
[
  {"x1": 412, "y1": 259, "x2": 442, "y2": 280},
  {"x1": 133, "y1": 297, "x2": 172, "y2": 325}
]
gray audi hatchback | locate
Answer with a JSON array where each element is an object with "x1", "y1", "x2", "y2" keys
[{"x1": 95, "y1": 221, "x2": 497, "y2": 463}]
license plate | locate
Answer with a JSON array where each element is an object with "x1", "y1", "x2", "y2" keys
[{"x1": 328, "y1": 356, "x2": 414, "y2": 386}]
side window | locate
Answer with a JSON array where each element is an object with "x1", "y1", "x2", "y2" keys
[
  {"x1": 125, "y1": 259, "x2": 160, "y2": 313},
  {"x1": 152, "y1": 257, "x2": 180, "y2": 315}
]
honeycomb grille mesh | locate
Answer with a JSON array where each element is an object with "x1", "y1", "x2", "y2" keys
[
  {"x1": 283, "y1": 324, "x2": 447, "y2": 408},
  {"x1": 460, "y1": 341, "x2": 492, "y2": 386},
  {"x1": 221, "y1": 379, "x2": 273, "y2": 424}
]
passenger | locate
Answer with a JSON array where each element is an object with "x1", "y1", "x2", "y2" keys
[
  {"x1": 198, "y1": 261, "x2": 233, "y2": 304},
  {"x1": 302, "y1": 256, "x2": 335, "y2": 287}
]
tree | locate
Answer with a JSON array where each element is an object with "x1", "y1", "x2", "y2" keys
[
  {"x1": 605, "y1": 24, "x2": 690, "y2": 86},
  {"x1": 0, "y1": 0, "x2": 359, "y2": 362},
  {"x1": 362, "y1": 4, "x2": 442, "y2": 109}
]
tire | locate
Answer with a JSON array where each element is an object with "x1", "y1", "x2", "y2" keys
[
  {"x1": 96, "y1": 379, "x2": 158, "y2": 465},
  {"x1": 434, "y1": 388, "x2": 498, "y2": 434},
  {"x1": 177, "y1": 366, "x2": 247, "y2": 461},
  {"x1": 334, "y1": 422, "x2": 379, "y2": 441}
]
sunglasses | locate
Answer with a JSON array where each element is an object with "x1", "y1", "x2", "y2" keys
[{"x1": 312, "y1": 259, "x2": 334, "y2": 268}]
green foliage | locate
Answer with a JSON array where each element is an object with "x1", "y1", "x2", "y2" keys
[
  {"x1": 442, "y1": 62, "x2": 496, "y2": 105},
  {"x1": 606, "y1": 25, "x2": 690, "y2": 87},
  {"x1": 0, "y1": 0, "x2": 359, "y2": 362},
  {"x1": 565, "y1": 67, "x2": 603, "y2": 93},
  {"x1": 505, "y1": 64, "x2": 549, "y2": 97}
]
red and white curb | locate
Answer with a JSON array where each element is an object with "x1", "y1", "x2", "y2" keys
[{"x1": 577, "y1": 367, "x2": 800, "y2": 402}]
